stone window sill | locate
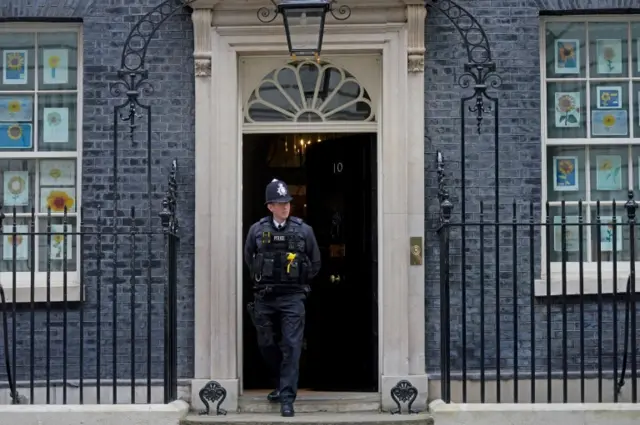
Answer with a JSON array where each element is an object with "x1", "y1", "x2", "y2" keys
[
  {"x1": 535, "y1": 263, "x2": 640, "y2": 296},
  {"x1": 1, "y1": 273, "x2": 82, "y2": 303}
]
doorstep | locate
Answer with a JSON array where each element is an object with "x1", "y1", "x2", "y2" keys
[
  {"x1": 180, "y1": 412, "x2": 434, "y2": 425},
  {"x1": 238, "y1": 390, "x2": 381, "y2": 414}
]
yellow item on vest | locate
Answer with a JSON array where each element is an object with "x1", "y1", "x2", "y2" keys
[{"x1": 286, "y1": 253, "x2": 296, "y2": 273}]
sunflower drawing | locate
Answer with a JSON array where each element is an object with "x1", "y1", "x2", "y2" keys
[
  {"x1": 7, "y1": 100, "x2": 21, "y2": 114},
  {"x1": 557, "y1": 94, "x2": 579, "y2": 126},
  {"x1": 45, "y1": 190, "x2": 74, "y2": 213},
  {"x1": 6, "y1": 52, "x2": 24, "y2": 71},
  {"x1": 48, "y1": 55, "x2": 60, "y2": 78},
  {"x1": 47, "y1": 111, "x2": 61, "y2": 127},
  {"x1": 7, "y1": 234, "x2": 23, "y2": 247},
  {"x1": 557, "y1": 159, "x2": 575, "y2": 182},
  {"x1": 52, "y1": 233, "x2": 66, "y2": 258},
  {"x1": 7, "y1": 175, "x2": 25, "y2": 201},
  {"x1": 603, "y1": 46, "x2": 616, "y2": 72},
  {"x1": 603, "y1": 114, "x2": 616, "y2": 129},
  {"x1": 598, "y1": 157, "x2": 620, "y2": 187},
  {"x1": 7, "y1": 125, "x2": 22, "y2": 140},
  {"x1": 49, "y1": 168, "x2": 62, "y2": 180},
  {"x1": 558, "y1": 42, "x2": 576, "y2": 68}
]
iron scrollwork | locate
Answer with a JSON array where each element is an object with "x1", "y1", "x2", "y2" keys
[
  {"x1": 198, "y1": 380, "x2": 228, "y2": 416},
  {"x1": 258, "y1": 0, "x2": 351, "y2": 24},
  {"x1": 426, "y1": 0, "x2": 502, "y2": 133},
  {"x1": 111, "y1": 0, "x2": 196, "y2": 140},
  {"x1": 390, "y1": 380, "x2": 420, "y2": 415}
]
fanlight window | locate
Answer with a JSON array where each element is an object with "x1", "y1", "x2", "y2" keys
[{"x1": 244, "y1": 60, "x2": 375, "y2": 123}]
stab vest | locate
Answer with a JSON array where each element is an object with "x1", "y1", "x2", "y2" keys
[{"x1": 253, "y1": 217, "x2": 308, "y2": 285}]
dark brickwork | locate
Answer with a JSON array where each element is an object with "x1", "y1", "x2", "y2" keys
[
  {"x1": 425, "y1": 0, "x2": 640, "y2": 379},
  {"x1": 0, "y1": 0, "x2": 195, "y2": 385},
  {"x1": 3, "y1": 0, "x2": 639, "y2": 393}
]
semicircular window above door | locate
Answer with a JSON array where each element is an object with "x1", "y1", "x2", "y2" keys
[{"x1": 244, "y1": 60, "x2": 376, "y2": 123}]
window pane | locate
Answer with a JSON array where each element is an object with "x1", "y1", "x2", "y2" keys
[
  {"x1": 589, "y1": 22, "x2": 629, "y2": 78},
  {"x1": 38, "y1": 159, "x2": 76, "y2": 214},
  {"x1": 37, "y1": 32, "x2": 78, "y2": 91},
  {"x1": 548, "y1": 205, "x2": 587, "y2": 262},
  {"x1": 545, "y1": 22, "x2": 586, "y2": 79},
  {"x1": 631, "y1": 147, "x2": 640, "y2": 197},
  {"x1": 0, "y1": 159, "x2": 36, "y2": 213},
  {"x1": 590, "y1": 205, "x2": 629, "y2": 262},
  {"x1": 0, "y1": 33, "x2": 35, "y2": 91},
  {"x1": 37, "y1": 93, "x2": 77, "y2": 151},
  {"x1": 631, "y1": 23, "x2": 640, "y2": 78},
  {"x1": 547, "y1": 82, "x2": 586, "y2": 138},
  {"x1": 590, "y1": 145, "x2": 629, "y2": 201},
  {"x1": 245, "y1": 61, "x2": 375, "y2": 123},
  {"x1": 547, "y1": 146, "x2": 586, "y2": 202},
  {"x1": 0, "y1": 218, "x2": 32, "y2": 272},
  {"x1": 631, "y1": 82, "x2": 640, "y2": 138},
  {"x1": 0, "y1": 94, "x2": 35, "y2": 151},
  {"x1": 38, "y1": 217, "x2": 76, "y2": 272},
  {"x1": 590, "y1": 82, "x2": 630, "y2": 138}
]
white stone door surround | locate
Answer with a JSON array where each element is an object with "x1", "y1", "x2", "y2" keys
[{"x1": 189, "y1": 0, "x2": 428, "y2": 412}]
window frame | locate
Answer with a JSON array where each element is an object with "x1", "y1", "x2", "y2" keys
[{"x1": 0, "y1": 22, "x2": 83, "y2": 303}]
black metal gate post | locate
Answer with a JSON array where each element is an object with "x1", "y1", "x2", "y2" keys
[
  {"x1": 160, "y1": 160, "x2": 180, "y2": 403},
  {"x1": 437, "y1": 151, "x2": 453, "y2": 403},
  {"x1": 426, "y1": 0, "x2": 503, "y2": 402}
]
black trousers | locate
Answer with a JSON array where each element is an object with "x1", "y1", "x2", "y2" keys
[{"x1": 253, "y1": 292, "x2": 306, "y2": 404}]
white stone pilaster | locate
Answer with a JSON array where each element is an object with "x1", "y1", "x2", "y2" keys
[
  {"x1": 191, "y1": 5, "x2": 240, "y2": 413},
  {"x1": 192, "y1": 7, "x2": 213, "y2": 380},
  {"x1": 406, "y1": 4, "x2": 427, "y2": 378},
  {"x1": 380, "y1": 25, "x2": 410, "y2": 380},
  {"x1": 381, "y1": 3, "x2": 428, "y2": 413}
]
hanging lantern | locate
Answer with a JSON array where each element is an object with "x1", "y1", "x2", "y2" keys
[{"x1": 257, "y1": 0, "x2": 352, "y2": 59}]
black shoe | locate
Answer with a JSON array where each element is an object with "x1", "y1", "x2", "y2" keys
[
  {"x1": 280, "y1": 403, "x2": 294, "y2": 417},
  {"x1": 267, "y1": 389, "x2": 280, "y2": 402}
]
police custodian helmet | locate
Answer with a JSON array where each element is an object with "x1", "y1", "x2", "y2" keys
[{"x1": 265, "y1": 178, "x2": 293, "y2": 204}]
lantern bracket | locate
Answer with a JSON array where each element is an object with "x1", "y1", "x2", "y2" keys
[{"x1": 257, "y1": 0, "x2": 351, "y2": 24}]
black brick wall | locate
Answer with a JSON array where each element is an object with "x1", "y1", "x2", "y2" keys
[
  {"x1": 425, "y1": 0, "x2": 640, "y2": 378},
  {"x1": 0, "y1": 0, "x2": 195, "y2": 384}
]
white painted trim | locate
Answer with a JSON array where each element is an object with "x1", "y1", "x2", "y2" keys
[
  {"x1": 543, "y1": 15, "x2": 640, "y2": 23},
  {"x1": 539, "y1": 19, "x2": 549, "y2": 291},
  {"x1": 0, "y1": 24, "x2": 83, "y2": 303},
  {"x1": 236, "y1": 52, "x2": 244, "y2": 391},
  {"x1": 0, "y1": 23, "x2": 83, "y2": 33},
  {"x1": 242, "y1": 122, "x2": 379, "y2": 133}
]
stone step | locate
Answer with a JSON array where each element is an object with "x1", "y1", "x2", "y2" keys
[
  {"x1": 238, "y1": 391, "x2": 381, "y2": 414},
  {"x1": 181, "y1": 412, "x2": 434, "y2": 425}
]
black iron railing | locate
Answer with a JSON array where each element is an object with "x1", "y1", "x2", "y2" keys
[
  {"x1": 0, "y1": 162, "x2": 179, "y2": 405},
  {"x1": 436, "y1": 152, "x2": 640, "y2": 404}
]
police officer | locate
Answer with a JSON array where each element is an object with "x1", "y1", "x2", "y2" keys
[{"x1": 244, "y1": 179, "x2": 321, "y2": 417}]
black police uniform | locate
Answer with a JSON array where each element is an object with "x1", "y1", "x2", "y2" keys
[{"x1": 243, "y1": 179, "x2": 321, "y2": 417}]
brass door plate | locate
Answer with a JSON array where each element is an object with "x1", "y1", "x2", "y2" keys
[{"x1": 410, "y1": 236, "x2": 422, "y2": 266}]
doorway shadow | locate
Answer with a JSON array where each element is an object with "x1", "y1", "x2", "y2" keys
[{"x1": 241, "y1": 133, "x2": 378, "y2": 392}]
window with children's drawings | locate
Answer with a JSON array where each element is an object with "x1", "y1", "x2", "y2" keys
[
  {"x1": 543, "y1": 17, "x2": 640, "y2": 264},
  {"x1": 0, "y1": 24, "x2": 80, "y2": 275}
]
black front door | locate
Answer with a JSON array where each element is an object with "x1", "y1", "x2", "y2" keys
[{"x1": 302, "y1": 133, "x2": 378, "y2": 391}]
